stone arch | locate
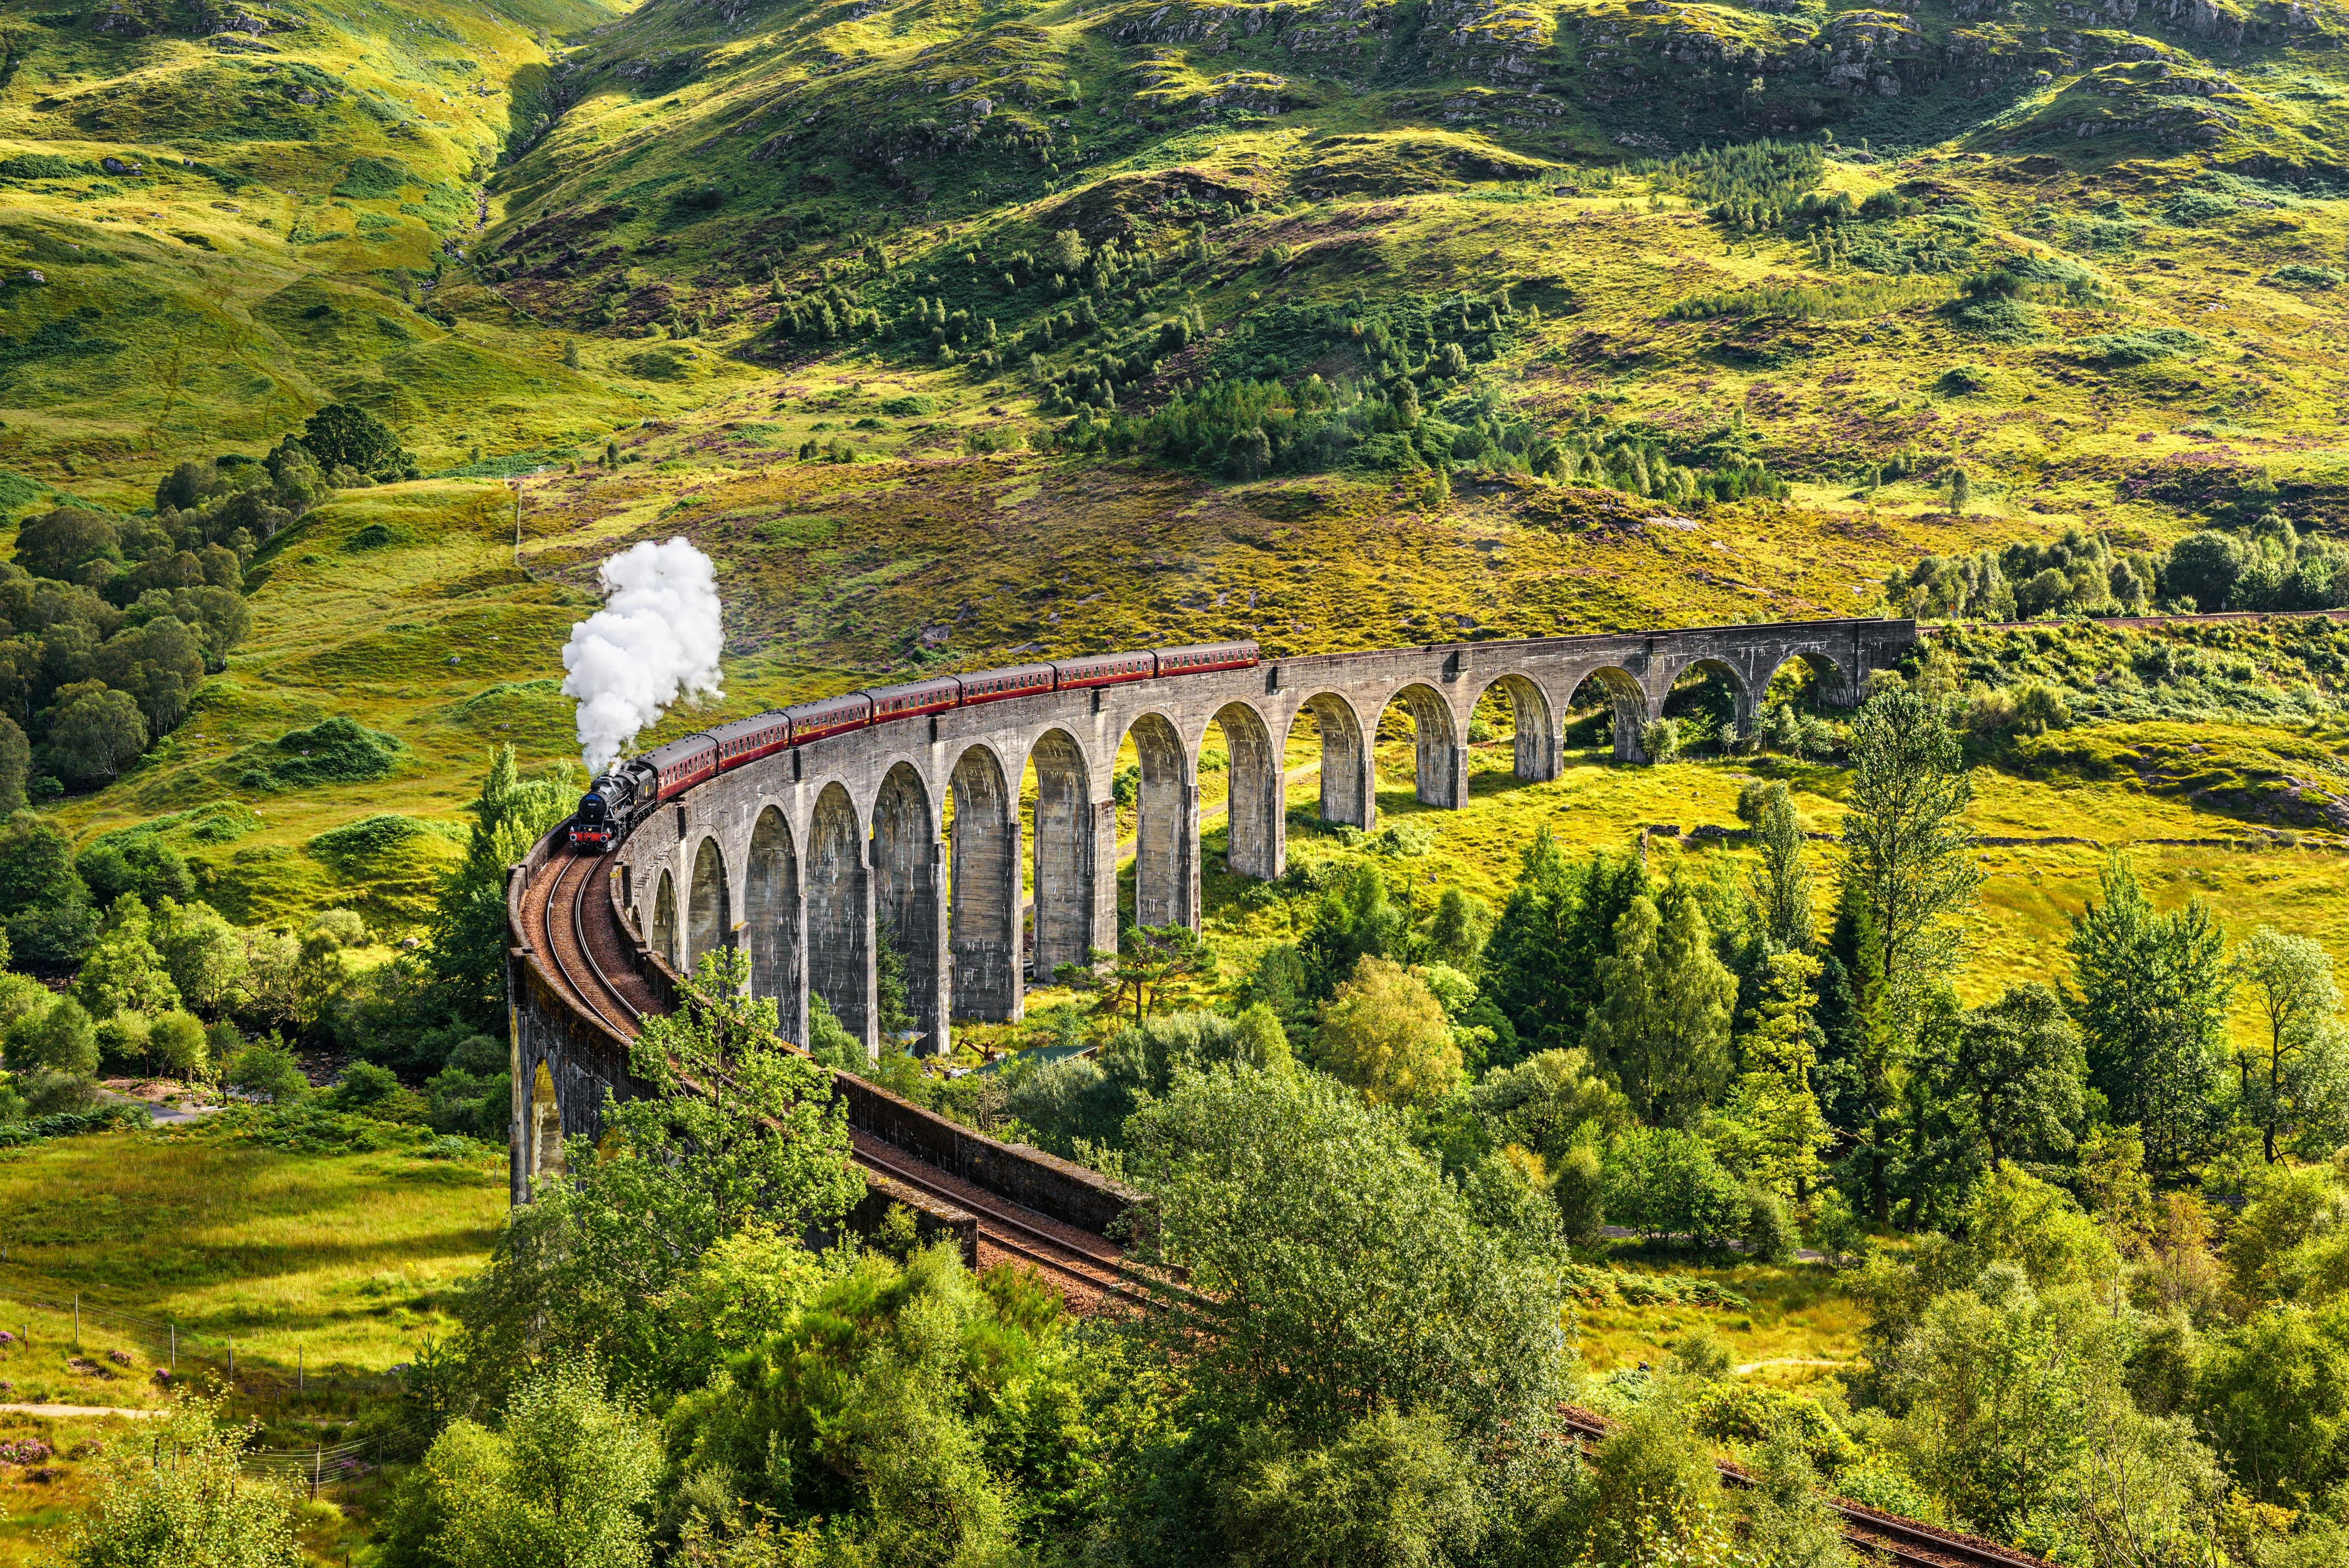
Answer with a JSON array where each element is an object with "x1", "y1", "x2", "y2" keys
[
  {"x1": 1567, "y1": 667, "x2": 1653, "y2": 762},
  {"x1": 1376, "y1": 682, "x2": 1466, "y2": 809},
  {"x1": 1211, "y1": 701, "x2": 1283, "y2": 882},
  {"x1": 1122, "y1": 711, "x2": 1195, "y2": 930},
  {"x1": 1474, "y1": 672, "x2": 1561, "y2": 783},
  {"x1": 527, "y1": 1057, "x2": 565, "y2": 1181},
  {"x1": 650, "y1": 867, "x2": 679, "y2": 971},
  {"x1": 1028, "y1": 728, "x2": 1098, "y2": 981},
  {"x1": 949, "y1": 743, "x2": 1021, "y2": 1023},
  {"x1": 1288, "y1": 691, "x2": 1371, "y2": 831},
  {"x1": 745, "y1": 806, "x2": 803, "y2": 1040},
  {"x1": 873, "y1": 762, "x2": 945, "y2": 1051},
  {"x1": 807, "y1": 781, "x2": 872, "y2": 1054},
  {"x1": 1661, "y1": 656, "x2": 1755, "y2": 750},
  {"x1": 686, "y1": 836, "x2": 731, "y2": 980},
  {"x1": 1765, "y1": 648, "x2": 1856, "y2": 708}
]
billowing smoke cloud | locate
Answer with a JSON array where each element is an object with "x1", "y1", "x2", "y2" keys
[{"x1": 562, "y1": 538, "x2": 725, "y2": 776}]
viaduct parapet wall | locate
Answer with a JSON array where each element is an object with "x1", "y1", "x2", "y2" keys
[{"x1": 607, "y1": 618, "x2": 1912, "y2": 1058}]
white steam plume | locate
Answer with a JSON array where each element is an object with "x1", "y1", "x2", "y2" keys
[{"x1": 561, "y1": 538, "x2": 725, "y2": 777}]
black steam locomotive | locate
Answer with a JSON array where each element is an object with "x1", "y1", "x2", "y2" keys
[{"x1": 568, "y1": 640, "x2": 1258, "y2": 851}]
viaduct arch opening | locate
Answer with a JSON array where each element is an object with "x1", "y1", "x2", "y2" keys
[
  {"x1": 873, "y1": 763, "x2": 944, "y2": 1050},
  {"x1": 1286, "y1": 692, "x2": 1369, "y2": 832},
  {"x1": 1661, "y1": 658, "x2": 1752, "y2": 757},
  {"x1": 1567, "y1": 668, "x2": 1651, "y2": 762},
  {"x1": 1472, "y1": 673, "x2": 1560, "y2": 785},
  {"x1": 526, "y1": 1058, "x2": 564, "y2": 1182},
  {"x1": 1375, "y1": 682, "x2": 1464, "y2": 811},
  {"x1": 1120, "y1": 712, "x2": 1194, "y2": 931},
  {"x1": 1766, "y1": 649, "x2": 1854, "y2": 711},
  {"x1": 650, "y1": 868, "x2": 679, "y2": 970},
  {"x1": 686, "y1": 837, "x2": 731, "y2": 979},
  {"x1": 1211, "y1": 701, "x2": 1282, "y2": 883}
]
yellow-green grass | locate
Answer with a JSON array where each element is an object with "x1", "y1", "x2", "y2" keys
[
  {"x1": 1199, "y1": 728, "x2": 2349, "y2": 1019},
  {"x1": 1575, "y1": 1259, "x2": 1867, "y2": 1392},
  {"x1": 0, "y1": 1130, "x2": 504, "y2": 1382},
  {"x1": 0, "y1": 1389, "x2": 379, "y2": 1566}
]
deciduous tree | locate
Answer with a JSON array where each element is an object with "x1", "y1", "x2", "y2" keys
[
  {"x1": 2068, "y1": 856, "x2": 2230, "y2": 1177},
  {"x1": 1839, "y1": 686, "x2": 1979, "y2": 1029},
  {"x1": 1313, "y1": 956, "x2": 1460, "y2": 1109},
  {"x1": 1581, "y1": 885, "x2": 1736, "y2": 1127},
  {"x1": 2236, "y1": 925, "x2": 2344, "y2": 1161}
]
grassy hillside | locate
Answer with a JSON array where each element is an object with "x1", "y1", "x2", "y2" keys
[{"x1": 0, "y1": 0, "x2": 2341, "y2": 952}]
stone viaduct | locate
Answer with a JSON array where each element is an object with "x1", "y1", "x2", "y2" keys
[{"x1": 590, "y1": 617, "x2": 1915, "y2": 1064}]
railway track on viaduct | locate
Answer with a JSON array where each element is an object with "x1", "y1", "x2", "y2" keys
[
  {"x1": 498, "y1": 614, "x2": 2144, "y2": 1568},
  {"x1": 520, "y1": 844, "x2": 1153, "y2": 1312}
]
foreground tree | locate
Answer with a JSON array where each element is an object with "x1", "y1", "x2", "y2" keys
[
  {"x1": 58, "y1": 1396, "x2": 300, "y2": 1568},
  {"x1": 1313, "y1": 956, "x2": 1460, "y2": 1108},
  {"x1": 1121, "y1": 1065, "x2": 1568, "y2": 1445},
  {"x1": 385, "y1": 1360, "x2": 659, "y2": 1568},
  {"x1": 1839, "y1": 685, "x2": 1979, "y2": 1028},
  {"x1": 446, "y1": 946, "x2": 860, "y2": 1401},
  {"x1": 1937, "y1": 982, "x2": 2085, "y2": 1172},
  {"x1": 2236, "y1": 924, "x2": 2345, "y2": 1161},
  {"x1": 2067, "y1": 856, "x2": 2230, "y2": 1177}
]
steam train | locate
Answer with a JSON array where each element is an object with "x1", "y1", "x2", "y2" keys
[{"x1": 568, "y1": 641, "x2": 1260, "y2": 850}]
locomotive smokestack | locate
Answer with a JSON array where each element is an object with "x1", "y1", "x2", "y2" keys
[{"x1": 561, "y1": 537, "x2": 724, "y2": 776}]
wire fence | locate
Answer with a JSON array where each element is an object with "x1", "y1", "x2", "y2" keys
[{"x1": 0, "y1": 1288, "x2": 431, "y2": 1484}]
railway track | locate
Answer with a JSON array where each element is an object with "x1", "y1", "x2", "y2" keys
[
  {"x1": 1554, "y1": 1406, "x2": 2050, "y2": 1568},
  {"x1": 846, "y1": 1130, "x2": 1160, "y2": 1311},
  {"x1": 530, "y1": 847, "x2": 1152, "y2": 1310},
  {"x1": 536, "y1": 849, "x2": 642, "y2": 1039}
]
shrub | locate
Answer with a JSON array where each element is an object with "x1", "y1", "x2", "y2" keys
[
  {"x1": 0, "y1": 154, "x2": 78, "y2": 180},
  {"x1": 331, "y1": 155, "x2": 411, "y2": 200},
  {"x1": 1744, "y1": 1183, "x2": 1797, "y2": 1263},
  {"x1": 2273, "y1": 263, "x2": 2344, "y2": 289},
  {"x1": 245, "y1": 717, "x2": 400, "y2": 790},
  {"x1": 1603, "y1": 1127, "x2": 1748, "y2": 1249},
  {"x1": 307, "y1": 813, "x2": 435, "y2": 876},
  {"x1": 2072, "y1": 328, "x2": 2206, "y2": 366}
]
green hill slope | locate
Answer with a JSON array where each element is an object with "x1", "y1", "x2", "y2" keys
[{"x1": 4, "y1": 0, "x2": 2349, "y2": 934}]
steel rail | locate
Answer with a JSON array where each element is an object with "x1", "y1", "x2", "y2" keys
[
  {"x1": 1553, "y1": 1405, "x2": 2050, "y2": 1568},
  {"x1": 565, "y1": 851, "x2": 643, "y2": 1031},
  {"x1": 849, "y1": 1135, "x2": 1160, "y2": 1309}
]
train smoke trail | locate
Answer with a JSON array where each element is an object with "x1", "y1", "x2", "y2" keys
[{"x1": 561, "y1": 538, "x2": 724, "y2": 776}]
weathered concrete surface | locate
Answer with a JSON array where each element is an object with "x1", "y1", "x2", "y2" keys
[
  {"x1": 513, "y1": 621, "x2": 1911, "y2": 1224},
  {"x1": 609, "y1": 619, "x2": 1913, "y2": 1057}
]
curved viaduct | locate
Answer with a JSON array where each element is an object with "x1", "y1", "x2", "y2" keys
[{"x1": 506, "y1": 617, "x2": 1913, "y2": 1212}]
